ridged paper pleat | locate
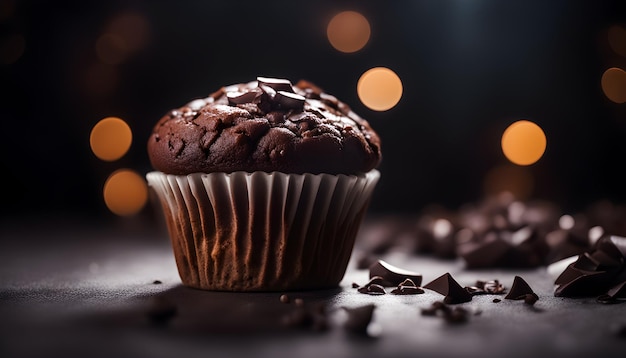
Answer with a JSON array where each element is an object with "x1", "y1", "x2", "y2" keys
[{"x1": 147, "y1": 170, "x2": 380, "y2": 291}]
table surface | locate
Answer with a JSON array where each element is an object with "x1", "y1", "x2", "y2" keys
[{"x1": 1, "y1": 215, "x2": 624, "y2": 358}]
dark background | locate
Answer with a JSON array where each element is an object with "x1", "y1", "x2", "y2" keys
[{"x1": 2, "y1": 0, "x2": 626, "y2": 220}]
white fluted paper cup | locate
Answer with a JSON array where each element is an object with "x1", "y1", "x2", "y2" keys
[{"x1": 146, "y1": 170, "x2": 380, "y2": 291}]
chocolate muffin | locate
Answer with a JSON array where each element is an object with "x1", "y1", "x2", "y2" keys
[
  {"x1": 146, "y1": 77, "x2": 381, "y2": 291},
  {"x1": 148, "y1": 77, "x2": 380, "y2": 175}
]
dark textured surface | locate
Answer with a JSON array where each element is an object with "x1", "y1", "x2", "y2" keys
[
  {"x1": 147, "y1": 79, "x2": 382, "y2": 175},
  {"x1": 1, "y1": 216, "x2": 625, "y2": 358}
]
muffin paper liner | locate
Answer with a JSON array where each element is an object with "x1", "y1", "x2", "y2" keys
[{"x1": 146, "y1": 170, "x2": 380, "y2": 291}]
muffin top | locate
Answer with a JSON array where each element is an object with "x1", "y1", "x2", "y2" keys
[{"x1": 147, "y1": 77, "x2": 381, "y2": 175}]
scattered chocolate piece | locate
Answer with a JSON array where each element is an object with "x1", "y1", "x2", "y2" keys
[
  {"x1": 352, "y1": 282, "x2": 360, "y2": 288},
  {"x1": 505, "y1": 276, "x2": 537, "y2": 301},
  {"x1": 390, "y1": 285, "x2": 425, "y2": 295},
  {"x1": 369, "y1": 259, "x2": 423, "y2": 287},
  {"x1": 355, "y1": 276, "x2": 388, "y2": 295},
  {"x1": 493, "y1": 298, "x2": 501, "y2": 303},
  {"x1": 465, "y1": 279, "x2": 506, "y2": 295},
  {"x1": 399, "y1": 278, "x2": 417, "y2": 287},
  {"x1": 524, "y1": 293, "x2": 539, "y2": 305},
  {"x1": 446, "y1": 307, "x2": 469, "y2": 324},
  {"x1": 423, "y1": 273, "x2": 472, "y2": 304},
  {"x1": 420, "y1": 301, "x2": 469, "y2": 324},
  {"x1": 390, "y1": 278, "x2": 425, "y2": 295},
  {"x1": 554, "y1": 235, "x2": 626, "y2": 299},
  {"x1": 363, "y1": 276, "x2": 385, "y2": 287},
  {"x1": 146, "y1": 296, "x2": 177, "y2": 324},
  {"x1": 280, "y1": 294, "x2": 290, "y2": 303},
  {"x1": 152, "y1": 280, "x2": 162, "y2": 284},
  {"x1": 607, "y1": 280, "x2": 626, "y2": 299},
  {"x1": 282, "y1": 302, "x2": 328, "y2": 331},
  {"x1": 343, "y1": 304, "x2": 376, "y2": 335},
  {"x1": 358, "y1": 283, "x2": 386, "y2": 295}
]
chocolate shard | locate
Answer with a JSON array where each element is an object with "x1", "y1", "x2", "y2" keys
[
  {"x1": 390, "y1": 285, "x2": 425, "y2": 295},
  {"x1": 257, "y1": 76, "x2": 294, "y2": 93},
  {"x1": 357, "y1": 283, "x2": 386, "y2": 295},
  {"x1": 399, "y1": 278, "x2": 417, "y2": 287},
  {"x1": 523, "y1": 293, "x2": 539, "y2": 305},
  {"x1": 227, "y1": 90, "x2": 260, "y2": 105},
  {"x1": 554, "y1": 269, "x2": 610, "y2": 297},
  {"x1": 282, "y1": 302, "x2": 329, "y2": 331},
  {"x1": 420, "y1": 301, "x2": 469, "y2": 324},
  {"x1": 275, "y1": 90, "x2": 305, "y2": 110},
  {"x1": 465, "y1": 279, "x2": 506, "y2": 295},
  {"x1": 596, "y1": 235, "x2": 626, "y2": 260},
  {"x1": 554, "y1": 261, "x2": 591, "y2": 285},
  {"x1": 607, "y1": 280, "x2": 626, "y2": 299},
  {"x1": 504, "y1": 276, "x2": 537, "y2": 300},
  {"x1": 369, "y1": 259, "x2": 422, "y2": 287},
  {"x1": 554, "y1": 236, "x2": 626, "y2": 298},
  {"x1": 423, "y1": 273, "x2": 472, "y2": 304},
  {"x1": 482, "y1": 279, "x2": 506, "y2": 294},
  {"x1": 343, "y1": 304, "x2": 376, "y2": 334}
]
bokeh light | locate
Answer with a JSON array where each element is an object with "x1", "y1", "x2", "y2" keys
[
  {"x1": 501, "y1": 120, "x2": 547, "y2": 166},
  {"x1": 90, "y1": 117, "x2": 132, "y2": 161},
  {"x1": 0, "y1": 0, "x2": 15, "y2": 22},
  {"x1": 103, "y1": 169, "x2": 148, "y2": 216},
  {"x1": 106, "y1": 11, "x2": 150, "y2": 52},
  {"x1": 357, "y1": 67, "x2": 403, "y2": 111},
  {"x1": 0, "y1": 34, "x2": 25, "y2": 64},
  {"x1": 327, "y1": 11, "x2": 371, "y2": 53},
  {"x1": 601, "y1": 67, "x2": 626, "y2": 103},
  {"x1": 483, "y1": 164, "x2": 534, "y2": 200},
  {"x1": 95, "y1": 33, "x2": 128, "y2": 65},
  {"x1": 607, "y1": 25, "x2": 626, "y2": 58}
]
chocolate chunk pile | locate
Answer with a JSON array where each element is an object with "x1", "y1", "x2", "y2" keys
[
  {"x1": 227, "y1": 76, "x2": 306, "y2": 111},
  {"x1": 354, "y1": 260, "x2": 425, "y2": 296},
  {"x1": 357, "y1": 194, "x2": 626, "y2": 269},
  {"x1": 554, "y1": 235, "x2": 626, "y2": 302}
]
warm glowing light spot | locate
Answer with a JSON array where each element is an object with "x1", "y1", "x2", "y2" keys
[
  {"x1": 501, "y1": 120, "x2": 546, "y2": 166},
  {"x1": 601, "y1": 67, "x2": 626, "y2": 103},
  {"x1": 0, "y1": 34, "x2": 25, "y2": 64},
  {"x1": 608, "y1": 25, "x2": 626, "y2": 58},
  {"x1": 483, "y1": 164, "x2": 534, "y2": 200},
  {"x1": 103, "y1": 169, "x2": 148, "y2": 216},
  {"x1": 95, "y1": 33, "x2": 128, "y2": 65},
  {"x1": 90, "y1": 117, "x2": 132, "y2": 161},
  {"x1": 0, "y1": 0, "x2": 16, "y2": 22},
  {"x1": 357, "y1": 67, "x2": 403, "y2": 111},
  {"x1": 107, "y1": 12, "x2": 150, "y2": 51},
  {"x1": 327, "y1": 11, "x2": 370, "y2": 53}
]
